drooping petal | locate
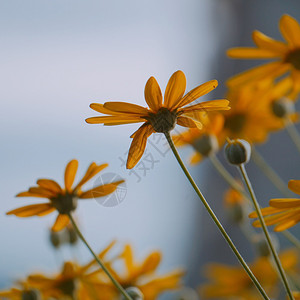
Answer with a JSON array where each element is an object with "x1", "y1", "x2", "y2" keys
[
  {"x1": 252, "y1": 30, "x2": 287, "y2": 54},
  {"x1": 288, "y1": 180, "x2": 300, "y2": 195},
  {"x1": 79, "y1": 180, "x2": 124, "y2": 199},
  {"x1": 227, "y1": 47, "x2": 281, "y2": 59},
  {"x1": 37, "y1": 179, "x2": 62, "y2": 194},
  {"x1": 74, "y1": 163, "x2": 108, "y2": 190},
  {"x1": 182, "y1": 99, "x2": 230, "y2": 113},
  {"x1": 16, "y1": 191, "x2": 48, "y2": 198},
  {"x1": 51, "y1": 214, "x2": 70, "y2": 232},
  {"x1": 279, "y1": 15, "x2": 300, "y2": 48},
  {"x1": 104, "y1": 102, "x2": 149, "y2": 115},
  {"x1": 269, "y1": 198, "x2": 300, "y2": 208},
  {"x1": 174, "y1": 80, "x2": 218, "y2": 109},
  {"x1": 85, "y1": 116, "x2": 143, "y2": 125},
  {"x1": 176, "y1": 116, "x2": 199, "y2": 128},
  {"x1": 164, "y1": 71, "x2": 186, "y2": 109},
  {"x1": 144, "y1": 76, "x2": 162, "y2": 111},
  {"x1": 6, "y1": 203, "x2": 54, "y2": 217},
  {"x1": 90, "y1": 103, "x2": 124, "y2": 115},
  {"x1": 64, "y1": 159, "x2": 79, "y2": 191},
  {"x1": 126, "y1": 124, "x2": 154, "y2": 169}
]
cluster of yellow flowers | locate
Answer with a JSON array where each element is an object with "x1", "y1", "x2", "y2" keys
[{"x1": 3, "y1": 13, "x2": 300, "y2": 300}]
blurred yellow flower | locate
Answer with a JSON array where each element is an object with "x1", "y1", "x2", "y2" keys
[
  {"x1": 7, "y1": 160, "x2": 124, "y2": 231},
  {"x1": 227, "y1": 14, "x2": 300, "y2": 98},
  {"x1": 200, "y1": 249, "x2": 298, "y2": 300},
  {"x1": 27, "y1": 241, "x2": 116, "y2": 300},
  {"x1": 249, "y1": 179, "x2": 300, "y2": 231},
  {"x1": 97, "y1": 244, "x2": 184, "y2": 300},
  {"x1": 86, "y1": 70, "x2": 230, "y2": 169},
  {"x1": 173, "y1": 113, "x2": 224, "y2": 164}
]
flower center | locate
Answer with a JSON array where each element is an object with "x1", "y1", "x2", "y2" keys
[
  {"x1": 224, "y1": 113, "x2": 246, "y2": 134},
  {"x1": 22, "y1": 290, "x2": 40, "y2": 300},
  {"x1": 285, "y1": 49, "x2": 300, "y2": 70},
  {"x1": 147, "y1": 107, "x2": 177, "y2": 133},
  {"x1": 58, "y1": 278, "x2": 77, "y2": 297},
  {"x1": 51, "y1": 193, "x2": 78, "y2": 214}
]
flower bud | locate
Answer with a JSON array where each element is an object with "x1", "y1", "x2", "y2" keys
[
  {"x1": 225, "y1": 139, "x2": 251, "y2": 165},
  {"x1": 67, "y1": 226, "x2": 78, "y2": 245},
  {"x1": 50, "y1": 230, "x2": 61, "y2": 248},
  {"x1": 120, "y1": 287, "x2": 144, "y2": 300},
  {"x1": 22, "y1": 290, "x2": 41, "y2": 300},
  {"x1": 271, "y1": 97, "x2": 295, "y2": 118},
  {"x1": 192, "y1": 134, "x2": 219, "y2": 157}
]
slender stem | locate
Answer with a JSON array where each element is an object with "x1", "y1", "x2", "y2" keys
[
  {"x1": 165, "y1": 133, "x2": 270, "y2": 300},
  {"x1": 251, "y1": 147, "x2": 293, "y2": 197},
  {"x1": 285, "y1": 119, "x2": 300, "y2": 154},
  {"x1": 68, "y1": 213, "x2": 132, "y2": 300},
  {"x1": 238, "y1": 165, "x2": 294, "y2": 300}
]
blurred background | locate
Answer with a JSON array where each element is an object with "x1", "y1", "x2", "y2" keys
[{"x1": 1, "y1": 0, "x2": 300, "y2": 298}]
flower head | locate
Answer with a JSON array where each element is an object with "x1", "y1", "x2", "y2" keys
[
  {"x1": 7, "y1": 160, "x2": 124, "y2": 231},
  {"x1": 86, "y1": 70, "x2": 230, "y2": 168},
  {"x1": 249, "y1": 179, "x2": 300, "y2": 231},
  {"x1": 227, "y1": 14, "x2": 300, "y2": 99}
]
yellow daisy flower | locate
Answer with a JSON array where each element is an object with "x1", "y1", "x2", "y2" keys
[
  {"x1": 27, "y1": 241, "x2": 116, "y2": 300},
  {"x1": 227, "y1": 14, "x2": 300, "y2": 98},
  {"x1": 249, "y1": 179, "x2": 300, "y2": 232},
  {"x1": 173, "y1": 113, "x2": 224, "y2": 164},
  {"x1": 86, "y1": 70, "x2": 230, "y2": 169},
  {"x1": 200, "y1": 249, "x2": 298, "y2": 300},
  {"x1": 6, "y1": 160, "x2": 124, "y2": 232},
  {"x1": 97, "y1": 244, "x2": 184, "y2": 300}
]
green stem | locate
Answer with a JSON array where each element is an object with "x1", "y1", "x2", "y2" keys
[
  {"x1": 165, "y1": 133, "x2": 270, "y2": 300},
  {"x1": 238, "y1": 165, "x2": 294, "y2": 300},
  {"x1": 285, "y1": 119, "x2": 300, "y2": 154},
  {"x1": 68, "y1": 213, "x2": 132, "y2": 300},
  {"x1": 251, "y1": 147, "x2": 292, "y2": 197}
]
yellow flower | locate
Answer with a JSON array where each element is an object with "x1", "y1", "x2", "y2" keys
[
  {"x1": 27, "y1": 241, "x2": 116, "y2": 300},
  {"x1": 249, "y1": 179, "x2": 300, "y2": 231},
  {"x1": 86, "y1": 70, "x2": 230, "y2": 169},
  {"x1": 227, "y1": 14, "x2": 300, "y2": 98},
  {"x1": 173, "y1": 113, "x2": 224, "y2": 164},
  {"x1": 221, "y1": 83, "x2": 287, "y2": 144},
  {"x1": 7, "y1": 160, "x2": 124, "y2": 231},
  {"x1": 97, "y1": 244, "x2": 184, "y2": 300},
  {"x1": 200, "y1": 249, "x2": 298, "y2": 300}
]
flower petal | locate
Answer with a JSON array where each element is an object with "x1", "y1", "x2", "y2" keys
[
  {"x1": 164, "y1": 70, "x2": 186, "y2": 109},
  {"x1": 269, "y1": 198, "x2": 300, "y2": 208},
  {"x1": 174, "y1": 80, "x2": 218, "y2": 109},
  {"x1": 16, "y1": 191, "x2": 48, "y2": 198},
  {"x1": 126, "y1": 124, "x2": 154, "y2": 169},
  {"x1": 190, "y1": 152, "x2": 203, "y2": 165},
  {"x1": 37, "y1": 179, "x2": 62, "y2": 194},
  {"x1": 280, "y1": 15, "x2": 300, "y2": 47},
  {"x1": 52, "y1": 214, "x2": 70, "y2": 232},
  {"x1": 252, "y1": 30, "x2": 287, "y2": 54},
  {"x1": 248, "y1": 206, "x2": 284, "y2": 218},
  {"x1": 274, "y1": 214, "x2": 300, "y2": 231},
  {"x1": 64, "y1": 159, "x2": 79, "y2": 191},
  {"x1": 85, "y1": 116, "x2": 142, "y2": 125},
  {"x1": 28, "y1": 187, "x2": 56, "y2": 198},
  {"x1": 104, "y1": 102, "x2": 149, "y2": 115},
  {"x1": 6, "y1": 203, "x2": 54, "y2": 217},
  {"x1": 139, "y1": 251, "x2": 161, "y2": 275},
  {"x1": 182, "y1": 99, "x2": 230, "y2": 113},
  {"x1": 176, "y1": 116, "x2": 201, "y2": 129},
  {"x1": 90, "y1": 103, "x2": 123, "y2": 115},
  {"x1": 144, "y1": 76, "x2": 162, "y2": 111},
  {"x1": 79, "y1": 180, "x2": 124, "y2": 199},
  {"x1": 288, "y1": 180, "x2": 300, "y2": 195},
  {"x1": 227, "y1": 47, "x2": 281, "y2": 59}
]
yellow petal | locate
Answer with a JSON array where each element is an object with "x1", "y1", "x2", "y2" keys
[
  {"x1": 190, "y1": 152, "x2": 203, "y2": 165},
  {"x1": 176, "y1": 116, "x2": 198, "y2": 128},
  {"x1": 274, "y1": 215, "x2": 300, "y2": 231},
  {"x1": 280, "y1": 14, "x2": 300, "y2": 47},
  {"x1": 52, "y1": 214, "x2": 70, "y2": 232},
  {"x1": 252, "y1": 210, "x2": 299, "y2": 227},
  {"x1": 248, "y1": 206, "x2": 284, "y2": 218},
  {"x1": 64, "y1": 159, "x2": 78, "y2": 191},
  {"x1": 182, "y1": 99, "x2": 230, "y2": 113},
  {"x1": 269, "y1": 198, "x2": 300, "y2": 208},
  {"x1": 62, "y1": 262, "x2": 76, "y2": 277},
  {"x1": 164, "y1": 70, "x2": 186, "y2": 109},
  {"x1": 6, "y1": 203, "x2": 54, "y2": 217},
  {"x1": 288, "y1": 180, "x2": 300, "y2": 195},
  {"x1": 104, "y1": 102, "x2": 149, "y2": 115},
  {"x1": 90, "y1": 103, "x2": 123, "y2": 115},
  {"x1": 37, "y1": 179, "x2": 62, "y2": 194},
  {"x1": 227, "y1": 47, "x2": 281, "y2": 59},
  {"x1": 140, "y1": 251, "x2": 161, "y2": 275},
  {"x1": 144, "y1": 76, "x2": 162, "y2": 111},
  {"x1": 122, "y1": 244, "x2": 135, "y2": 273},
  {"x1": 16, "y1": 191, "x2": 48, "y2": 198},
  {"x1": 252, "y1": 30, "x2": 287, "y2": 54},
  {"x1": 126, "y1": 124, "x2": 154, "y2": 169},
  {"x1": 28, "y1": 187, "x2": 56, "y2": 198},
  {"x1": 85, "y1": 116, "x2": 142, "y2": 125},
  {"x1": 74, "y1": 163, "x2": 108, "y2": 190},
  {"x1": 174, "y1": 80, "x2": 218, "y2": 109},
  {"x1": 79, "y1": 180, "x2": 124, "y2": 199}
]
